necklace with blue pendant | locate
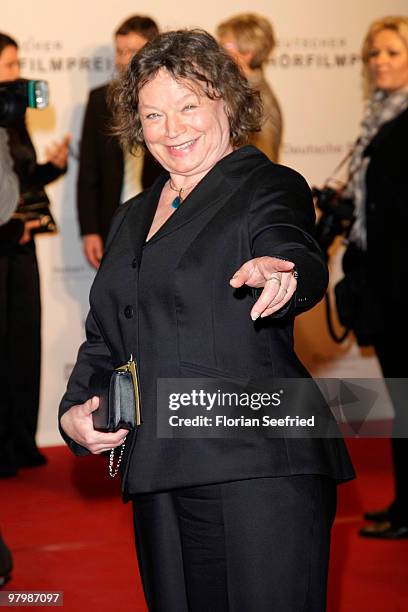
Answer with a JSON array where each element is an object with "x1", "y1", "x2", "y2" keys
[
  {"x1": 169, "y1": 178, "x2": 197, "y2": 209},
  {"x1": 171, "y1": 194, "x2": 183, "y2": 209}
]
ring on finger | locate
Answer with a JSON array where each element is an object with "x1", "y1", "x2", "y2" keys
[
  {"x1": 269, "y1": 287, "x2": 288, "y2": 306},
  {"x1": 268, "y1": 276, "x2": 281, "y2": 286}
]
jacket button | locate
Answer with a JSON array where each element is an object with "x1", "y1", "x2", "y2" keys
[
  {"x1": 124, "y1": 305, "x2": 134, "y2": 318},
  {"x1": 132, "y1": 258, "x2": 137, "y2": 268}
]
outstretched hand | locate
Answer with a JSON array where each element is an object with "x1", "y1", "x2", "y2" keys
[{"x1": 230, "y1": 256, "x2": 297, "y2": 320}]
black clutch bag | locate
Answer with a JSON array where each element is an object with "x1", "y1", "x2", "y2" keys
[
  {"x1": 90, "y1": 358, "x2": 141, "y2": 433},
  {"x1": 13, "y1": 188, "x2": 57, "y2": 234}
]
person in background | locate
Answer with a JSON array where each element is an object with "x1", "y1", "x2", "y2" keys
[
  {"x1": 0, "y1": 32, "x2": 70, "y2": 477},
  {"x1": 217, "y1": 13, "x2": 282, "y2": 162},
  {"x1": 0, "y1": 128, "x2": 19, "y2": 588},
  {"x1": 341, "y1": 16, "x2": 408, "y2": 539},
  {"x1": 77, "y1": 15, "x2": 162, "y2": 269},
  {"x1": 59, "y1": 30, "x2": 354, "y2": 611}
]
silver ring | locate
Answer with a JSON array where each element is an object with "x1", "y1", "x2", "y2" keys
[{"x1": 268, "y1": 276, "x2": 281, "y2": 285}]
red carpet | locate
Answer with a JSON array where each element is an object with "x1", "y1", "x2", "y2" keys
[{"x1": 1, "y1": 439, "x2": 407, "y2": 611}]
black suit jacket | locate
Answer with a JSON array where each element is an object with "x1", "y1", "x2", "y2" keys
[
  {"x1": 61, "y1": 146, "x2": 354, "y2": 495},
  {"x1": 77, "y1": 84, "x2": 162, "y2": 241},
  {"x1": 364, "y1": 106, "x2": 408, "y2": 315}
]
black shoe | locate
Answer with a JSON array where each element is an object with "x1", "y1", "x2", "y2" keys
[
  {"x1": 0, "y1": 535, "x2": 12, "y2": 588},
  {"x1": 363, "y1": 507, "x2": 390, "y2": 523},
  {"x1": 359, "y1": 521, "x2": 408, "y2": 539},
  {"x1": 0, "y1": 571, "x2": 11, "y2": 587},
  {"x1": 0, "y1": 466, "x2": 17, "y2": 479}
]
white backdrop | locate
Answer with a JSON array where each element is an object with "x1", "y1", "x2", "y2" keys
[{"x1": 3, "y1": 0, "x2": 406, "y2": 445}]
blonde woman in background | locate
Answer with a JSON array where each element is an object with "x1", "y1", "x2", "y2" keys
[
  {"x1": 341, "y1": 16, "x2": 408, "y2": 539},
  {"x1": 217, "y1": 13, "x2": 282, "y2": 162}
]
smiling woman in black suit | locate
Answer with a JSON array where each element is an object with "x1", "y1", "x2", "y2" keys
[{"x1": 59, "y1": 30, "x2": 354, "y2": 611}]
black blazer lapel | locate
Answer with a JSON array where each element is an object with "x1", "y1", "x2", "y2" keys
[
  {"x1": 145, "y1": 146, "x2": 263, "y2": 245},
  {"x1": 117, "y1": 145, "x2": 268, "y2": 255},
  {"x1": 125, "y1": 173, "x2": 168, "y2": 261}
]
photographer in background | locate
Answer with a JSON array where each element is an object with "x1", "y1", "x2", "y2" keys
[
  {"x1": 0, "y1": 32, "x2": 70, "y2": 477},
  {"x1": 0, "y1": 128, "x2": 17, "y2": 587},
  {"x1": 341, "y1": 17, "x2": 408, "y2": 539}
]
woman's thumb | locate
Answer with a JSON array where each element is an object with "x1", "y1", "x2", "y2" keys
[{"x1": 85, "y1": 396, "x2": 100, "y2": 413}]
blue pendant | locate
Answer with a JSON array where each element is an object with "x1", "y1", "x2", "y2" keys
[{"x1": 171, "y1": 196, "x2": 182, "y2": 209}]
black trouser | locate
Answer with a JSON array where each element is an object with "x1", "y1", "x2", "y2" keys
[
  {"x1": 132, "y1": 475, "x2": 337, "y2": 612},
  {"x1": 0, "y1": 241, "x2": 41, "y2": 474},
  {"x1": 374, "y1": 332, "x2": 408, "y2": 523}
]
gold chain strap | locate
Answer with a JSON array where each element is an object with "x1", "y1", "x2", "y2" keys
[{"x1": 109, "y1": 441, "x2": 126, "y2": 478}]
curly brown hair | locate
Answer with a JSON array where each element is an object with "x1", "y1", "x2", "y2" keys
[{"x1": 109, "y1": 29, "x2": 263, "y2": 152}]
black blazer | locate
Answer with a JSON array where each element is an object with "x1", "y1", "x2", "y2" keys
[
  {"x1": 364, "y1": 106, "x2": 408, "y2": 315},
  {"x1": 61, "y1": 146, "x2": 354, "y2": 495},
  {"x1": 77, "y1": 84, "x2": 162, "y2": 241}
]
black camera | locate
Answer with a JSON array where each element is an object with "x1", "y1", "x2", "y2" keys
[
  {"x1": 312, "y1": 186, "x2": 355, "y2": 255},
  {"x1": 0, "y1": 79, "x2": 48, "y2": 127}
]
